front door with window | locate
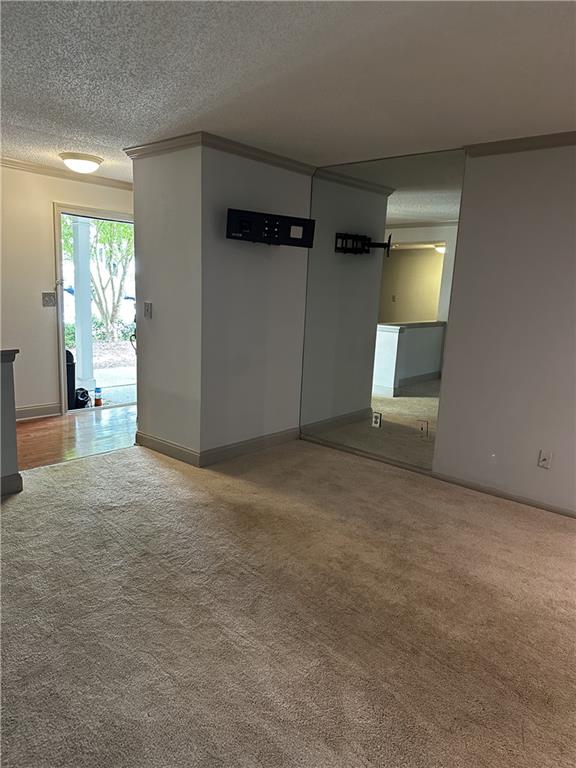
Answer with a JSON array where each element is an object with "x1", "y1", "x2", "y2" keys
[{"x1": 60, "y1": 213, "x2": 136, "y2": 409}]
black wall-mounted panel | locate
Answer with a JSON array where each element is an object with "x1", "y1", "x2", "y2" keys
[
  {"x1": 335, "y1": 232, "x2": 393, "y2": 256},
  {"x1": 226, "y1": 209, "x2": 315, "y2": 248}
]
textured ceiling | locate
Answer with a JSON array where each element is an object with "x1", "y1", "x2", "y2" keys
[
  {"x1": 325, "y1": 150, "x2": 465, "y2": 225},
  {"x1": 385, "y1": 189, "x2": 462, "y2": 226},
  {"x1": 2, "y1": 2, "x2": 575, "y2": 182}
]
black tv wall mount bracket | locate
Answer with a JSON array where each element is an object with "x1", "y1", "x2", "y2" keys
[{"x1": 334, "y1": 233, "x2": 392, "y2": 256}]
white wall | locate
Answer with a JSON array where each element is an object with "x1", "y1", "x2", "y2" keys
[
  {"x1": 200, "y1": 147, "x2": 311, "y2": 450},
  {"x1": 301, "y1": 177, "x2": 389, "y2": 425},
  {"x1": 0, "y1": 166, "x2": 132, "y2": 413},
  {"x1": 133, "y1": 148, "x2": 203, "y2": 452},
  {"x1": 386, "y1": 224, "x2": 459, "y2": 321},
  {"x1": 396, "y1": 323, "x2": 445, "y2": 383},
  {"x1": 434, "y1": 145, "x2": 576, "y2": 513}
]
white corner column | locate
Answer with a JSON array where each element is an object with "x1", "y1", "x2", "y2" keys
[{"x1": 127, "y1": 132, "x2": 314, "y2": 466}]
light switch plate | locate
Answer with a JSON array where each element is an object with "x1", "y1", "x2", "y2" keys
[
  {"x1": 42, "y1": 291, "x2": 56, "y2": 307},
  {"x1": 143, "y1": 301, "x2": 153, "y2": 319}
]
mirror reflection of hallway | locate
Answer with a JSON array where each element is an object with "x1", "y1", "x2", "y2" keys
[{"x1": 300, "y1": 149, "x2": 465, "y2": 471}]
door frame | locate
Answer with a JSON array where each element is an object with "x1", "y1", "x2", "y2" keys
[{"x1": 53, "y1": 203, "x2": 134, "y2": 414}]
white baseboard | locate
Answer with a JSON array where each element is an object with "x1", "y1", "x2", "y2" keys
[
  {"x1": 432, "y1": 472, "x2": 576, "y2": 520},
  {"x1": 16, "y1": 403, "x2": 61, "y2": 421},
  {"x1": 136, "y1": 426, "x2": 300, "y2": 468},
  {"x1": 135, "y1": 432, "x2": 201, "y2": 467},
  {"x1": 301, "y1": 407, "x2": 372, "y2": 432},
  {"x1": 199, "y1": 427, "x2": 300, "y2": 466}
]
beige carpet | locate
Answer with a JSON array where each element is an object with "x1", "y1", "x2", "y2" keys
[
  {"x1": 372, "y1": 379, "x2": 440, "y2": 434},
  {"x1": 306, "y1": 381, "x2": 440, "y2": 470},
  {"x1": 2, "y1": 442, "x2": 575, "y2": 767}
]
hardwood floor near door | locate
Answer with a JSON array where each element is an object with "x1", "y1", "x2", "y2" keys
[{"x1": 17, "y1": 405, "x2": 137, "y2": 470}]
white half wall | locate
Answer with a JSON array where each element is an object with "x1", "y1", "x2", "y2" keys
[
  {"x1": 434, "y1": 145, "x2": 576, "y2": 513},
  {"x1": 301, "y1": 177, "x2": 389, "y2": 425},
  {"x1": 373, "y1": 322, "x2": 445, "y2": 397},
  {"x1": 396, "y1": 323, "x2": 445, "y2": 384},
  {"x1": 386, "y1": 224, "x2": 459, "y2": 322},
  {"x1": 200, "y1": 147, "x2": 311, "y2": 450},
  {"x1": 0, "y1": 166, "x2": 133, "y2": 413},
  {"x1": 132, "y1": 148, "x2": 203, "y2": 452}
]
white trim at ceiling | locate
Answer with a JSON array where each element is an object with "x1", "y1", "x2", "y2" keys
[
  {"x1": 0, "y1": 157, "x2": 133, "y2": 191},
  {"x1": 466, "y1": 131, "x2": 576, "y2": 157},
  {"x1": 314, "y1": 168, "x2": 394, "y2": 196},
  {"x1": 3, "y1": 131, "x2": 574, "y2": 198},
  {"x1": 124, "y1": 130, "x2": 317, "y2": 177},
  {"x1": 125, "y1": 131, "x2": 395, "y2": 194}
]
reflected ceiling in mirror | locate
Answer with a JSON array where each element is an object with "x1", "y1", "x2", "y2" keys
[{"x1": 319, "y1": 149, "x2": 465, "y2": 227}]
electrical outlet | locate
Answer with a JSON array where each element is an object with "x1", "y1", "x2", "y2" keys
[
  {"x1": 372, "y1": 412, "x2": 382, "y2": 428},
  {"x1": 143, "y1": 301, "x2": 153, "y2": 319},
  {"x1": 418, "y1": 419, "x2": 429, "y2": 438},
  {"x1": 537, "y1": 449, "x2": 553, "y2": 469},
  {"x1": 392, "y1": 295, "x2": 397, "y2": 302}
]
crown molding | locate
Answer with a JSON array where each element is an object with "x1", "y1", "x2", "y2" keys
[
  {"x1": 466, "y1": 131, "x2": 576, "y2": 157},
  {"x1": 0, "y1": 157, "x2": 133, "y2": 191},
  {"x1": 124, "y1": 130, "x2": 317, "y2": 176},
  {"x1": 314, "y1": 168, "x2": 394, "y2": 196},
  {"x1": 124, "y1": 130, "x2": 397, "y2": 193},
  {"x1": 203, "y1": 133, "x2": 316, "y2": 176},
  {"x1": 124, "y1": 131, "x2": 203, "y2": 160}
]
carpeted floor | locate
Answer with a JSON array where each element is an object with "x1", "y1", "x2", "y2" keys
[
  {"x1": 305, "y1": 381, "x2": 440, "y2": 470},
  {"x1": 2, "y1": 442, "x2": 575, "y2": 767}
]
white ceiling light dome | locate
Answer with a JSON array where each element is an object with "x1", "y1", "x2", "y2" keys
[{"x1": 59, "y1": 152, "x2": 103, "y2": 174}]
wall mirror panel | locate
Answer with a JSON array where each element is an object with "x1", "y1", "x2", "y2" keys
[{"x1": 300, "y1": 149, "x2": 465, "y2": 471}]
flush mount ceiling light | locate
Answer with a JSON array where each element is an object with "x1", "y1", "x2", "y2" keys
[
  {"x1": 434, "y1": 244, "x2": 447, "y2": 254},
  {"x1": 59, "y1": 152, "x2": 103, "y2": 174}
]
